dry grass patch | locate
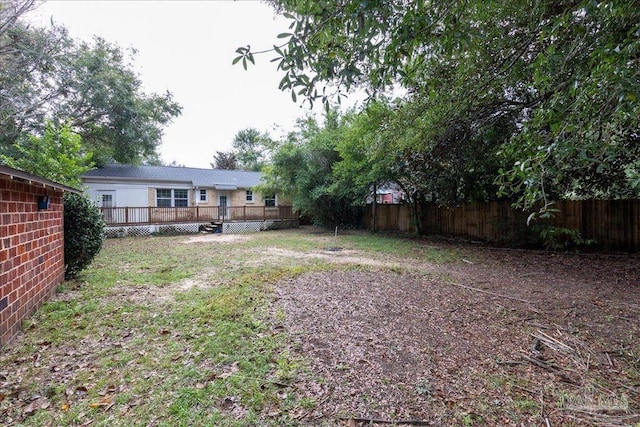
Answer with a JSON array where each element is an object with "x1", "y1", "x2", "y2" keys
[{"x1": 1, "y1": 228, "x2": 638, "y2": 427}]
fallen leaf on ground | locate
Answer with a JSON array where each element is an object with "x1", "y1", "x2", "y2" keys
[{"x1": 89, "y1": 397, "x2": 112, "y2": 409}]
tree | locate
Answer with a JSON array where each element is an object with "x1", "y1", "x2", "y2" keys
[
  {"x1": 163, "y1": 160, "x2": 185, "y2": 167},
  {"x1": 231, "y1": 127, "x2": 273, "y2": 171},
  {"x1": 61, "y1": 37, "x2": 182, "y2": 164},
  {"x1": 239, "y1": 1, "x2": 640, "y2": 214},
  {"x1": 260, "y1": 110, "x2": 364, "y2": 227},
  {"x1": 211, "y1": 128, "x2": 274, "y2": 171},
  {"x1": 0, "y1": 3, "x2": 70, "y2": 145},
  {"x1": 1, "y1": 11, "x2": 182, "y2": 165},
  {"x1": 0, "y1": 121, "x2": 93, "y2": 188},
  {"x1": 332, "y1": 102, "x2": 387, "y2": 204},
  {"x1": 0, "y1": 0, "x2": 35, "y2": 37},
  {"x1": 211, "y1": 151, "x2": 238, "y2": 169}
]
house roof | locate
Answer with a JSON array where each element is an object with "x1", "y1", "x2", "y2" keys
[
  {"x1": 81, "y1": 164, "x2": 262, "y2": 190},
  {"x1": 0, "y1": 165, "x2": 81, "y2": 194}
]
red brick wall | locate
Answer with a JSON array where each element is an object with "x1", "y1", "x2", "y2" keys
[{"x1": 0, "y1": 175, "x2": 66, "y2": 347}]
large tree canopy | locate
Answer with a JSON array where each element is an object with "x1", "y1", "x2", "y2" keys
[
  {"x1": 238, "y1": 0, "x2": 640, "y2": 213},
  {"x1": 1, "y1": 2, "x2": 182, "y2": 166},
  {"x1": 211, "y1": 150, "x2": 238, "y2": 170},
  {"x1": 259, "y1": 111, "x2": 365, "y2": 227},
  {"x1": 0, "y1": 120, "x2": 93, "y2": 188},
  {"x1": 231, "y1": 127, "x2": 274, "y2": 171},
  {"x1": 212, "y1": 127, "x2": 274, "y2": 171}
]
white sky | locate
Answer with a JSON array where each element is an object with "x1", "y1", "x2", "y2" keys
[{"x1": 28, "y1": 0, "x2": 336, "y2": 168}]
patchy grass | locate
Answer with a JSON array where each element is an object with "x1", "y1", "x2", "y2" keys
[
  {"x1": 340, "y1": 232, "x2": 459, "y2": 263},
  {"x1": 0, "y1": 236, "x2": 274, "y2": 424},
  {"x1": 1, "y1": 229, "x2": 456, "y2": 426},
  {"x1": 2, "y1": 228, "x2": 638, "y2": 426}
]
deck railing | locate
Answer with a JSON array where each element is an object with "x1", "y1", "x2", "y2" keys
[{"x1": 100, "y1": 205, "x2": 297, "y2": 226}]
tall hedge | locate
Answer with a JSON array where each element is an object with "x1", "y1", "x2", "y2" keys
[{"x1": 64, "y1": 193, "x2": 105, "y2": 280}]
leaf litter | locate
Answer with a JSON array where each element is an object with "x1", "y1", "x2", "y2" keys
[
  {"x1": 270, "y1": 241, "x2": 640, "y2": 426},
  {"x1": 1, "y1": 230, "x2": 639, "y2": 426}
]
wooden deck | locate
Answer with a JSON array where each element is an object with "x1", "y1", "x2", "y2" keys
[{"x1": 100, "y1": 205, "x2": 297, "y2": 226}]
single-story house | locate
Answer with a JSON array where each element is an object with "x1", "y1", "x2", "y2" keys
[
  {"x1": 81, "y1": 164, "x2": 275, "y2": 209},
  {"x1": 80, "y1": 164, "x2": 296, "y2": 230},
  {"x1": 0, "y1": 165, "x2": 80, "y2": 348}
]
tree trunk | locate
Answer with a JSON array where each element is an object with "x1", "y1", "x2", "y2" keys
[
  {"x1": 412, "y1": 199, "x2": 422, "y2": 235},
  {"x1": 372, "y1": 182, "x2": 377, "y2": 233}
]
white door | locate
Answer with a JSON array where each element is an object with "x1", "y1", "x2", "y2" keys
[{"x1": 97, "y1": 191, "x2": 116, "y2": 223}]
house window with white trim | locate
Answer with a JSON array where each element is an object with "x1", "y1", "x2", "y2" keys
[
  {"x1": 245, "y1": 190, "x2": 254, "y2": 203},
  {"x1": 156, "y1": 189, "x2": 189, "y2": 207},
  {"x1": 174, "y1": 189, "x2": 188, "y2": 207},
  {"x1": 156, "y1": 189, "x2": 172, "y2": 207},
  {"x1": 199, "y1": 189, "x2": 207, "y2": 203},
  {"x1": 265, "y1": 194, "x2": 277, "y2": 207}
]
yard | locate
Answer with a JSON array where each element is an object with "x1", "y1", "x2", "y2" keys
[{"x1": 1, "y1": 227, "x2": 639, "y2": 426}]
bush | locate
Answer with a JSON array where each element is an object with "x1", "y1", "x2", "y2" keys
[
  {"x1": 531, "y1": 225, "x2": 596, "y2": 251},
  {"x1": 64, "y1": 193, "x2": 105, "y2": 279}
]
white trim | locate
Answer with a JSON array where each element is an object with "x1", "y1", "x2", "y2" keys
[
  {"x1": 156, "y1": 188, "x2": 189, "y2": 207},
  {"x1": 97, "y1": 191, "x2": 116, "y2": 208},
  {"x1": 198, "y1": 188, "x2": 208, "y2": 203},
  {"x1": 265, "y1": 194, "x2": 277, "y2": 207}
]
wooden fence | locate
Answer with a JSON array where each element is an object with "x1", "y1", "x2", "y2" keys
[
  {"x1": 100, "y1": 205, "x2": 297, "y2": 226},
  {"x1": 365, "y1": 200, "x2": 640, "y2": 251}
]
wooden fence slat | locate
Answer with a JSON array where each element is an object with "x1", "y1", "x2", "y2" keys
[{"x1": 365, "y1": 200, "x2": 640, "y2": 251}]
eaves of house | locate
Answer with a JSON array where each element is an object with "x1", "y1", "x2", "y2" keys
[{"x1": 0, "y1": 165, "x2": 81, "y2": 194}]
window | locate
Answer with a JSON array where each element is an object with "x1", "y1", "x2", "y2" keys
[
  {"x1": 245, "y1": 190, "x2": 254, "y2": 203},
  {"x1": 265, "y1": 194, "x2": 277, "y2": 207},
  {"x1": 156, "y1": 189, "x2": 172, "y2": 207},
  {"x1": 174, "y1": 189, "x2": 188, "y2": 207},
  {"x1": 156, "y1": 189, "x2": 189, "y2": 207},
  {"x1": 199, "y1": 189, "x2": 207, "y2": 202}
]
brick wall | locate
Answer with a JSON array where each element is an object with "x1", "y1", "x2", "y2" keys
[{"x1": 0, "y1": 175, "x2": 66, "y2": 347}]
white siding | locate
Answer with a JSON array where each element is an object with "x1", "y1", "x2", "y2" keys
[
  {"x1": 84, "y1": 181, "x2": 193, "y2": 207},
  {"x1": 84, "y1": 182, "x2": 149, "y2": 207}
]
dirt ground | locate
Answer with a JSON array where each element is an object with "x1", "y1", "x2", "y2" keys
[
  {"x1": 271, "y1": 239, "x2": 640, "y2": 426},
  {"x1": 2, "y1": 231, "x2": 639, "y2": 426}
]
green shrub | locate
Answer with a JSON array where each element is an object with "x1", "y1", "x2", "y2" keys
[
  {"x1": 64, "y1": 193, "x2": 105, "y2": 279},
  {"x1": 531, "y1": 225, "x2": 596, "y2": 251}
]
